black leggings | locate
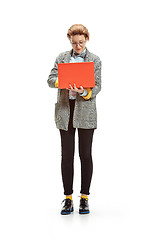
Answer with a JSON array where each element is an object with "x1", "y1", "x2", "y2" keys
[{"x1": 59, "y1": 100, "x2": 94, "y2": 195}]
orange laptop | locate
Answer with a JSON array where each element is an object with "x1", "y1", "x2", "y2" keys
[{"x1": 58, "y1": 62, "x2": 95, "y2": 89}]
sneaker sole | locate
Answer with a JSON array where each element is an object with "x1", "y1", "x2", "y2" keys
[
  {"x1": 61, "y1": 207, "x2": 74, "y2": 215},
  {"x1": 79, "y1": 210, "x2": 90, "y2": 214}
]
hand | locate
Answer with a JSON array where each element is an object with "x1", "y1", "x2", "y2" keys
[{"x1": 67, "y1": 84, "x2": 84, "y2": 94}]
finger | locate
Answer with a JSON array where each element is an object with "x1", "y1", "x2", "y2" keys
[
  {"x1": 74, "y1": 83, "x2": 77, "y2": 89},
  {"x1": 69, "y1": 84, "x2": 73, "y2": 90},
  {"x1": 79, "y1": 86, "x2": 84, "y2": 93}
]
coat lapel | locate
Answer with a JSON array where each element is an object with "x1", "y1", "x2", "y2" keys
[
  {"x1": 63, "y1": 49, "x2": 72, "y2": 63},
  {"x1": 84, "y1": 48, "x2": 91, "y2": 62}
]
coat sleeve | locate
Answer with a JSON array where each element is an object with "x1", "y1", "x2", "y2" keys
[
  {"x1": 47, "y1": 57, "x2": 59, "y2": 88},
  {"x1": 91, "y1": 57, "x2": 102, "y2": 98},
  {"x1": 82, "y1": 57, "x2": 102, "y2": 100}
]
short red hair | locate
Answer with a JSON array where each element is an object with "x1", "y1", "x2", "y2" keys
[{"x1": 67, "y1": 24, "x2": 90, "y2": 40}]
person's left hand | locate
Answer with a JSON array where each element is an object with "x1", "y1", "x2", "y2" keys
[{"x1": 67, "y1": 84, "x2": 84, "y2": 94}]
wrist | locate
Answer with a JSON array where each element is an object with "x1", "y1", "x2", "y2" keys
[
  {"x1": 79, "y1": 89, "x2": 88, "y2": 97},
  {"x1": 81, "y1": 89, "x2": 84, "y2": 94}
]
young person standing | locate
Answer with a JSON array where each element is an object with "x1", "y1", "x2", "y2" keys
[{"x1": 47, "y1": 24, "x2": 102, "y2": 215}]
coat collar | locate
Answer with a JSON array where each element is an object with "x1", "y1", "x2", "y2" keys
[{"x1": 63, "y1": 48, "x2": 90, "y2": 63}]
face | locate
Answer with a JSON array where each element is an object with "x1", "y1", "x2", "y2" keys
[{"x1": 70, "y1": 35, "x2": 88, "y2": 54}]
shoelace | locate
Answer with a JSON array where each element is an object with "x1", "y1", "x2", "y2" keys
[
  {"x1": 61, "y1": 199, "x2": 71, "y2": 206},
  {"x1": 79, "y1": 198, "x2": 89, "y2": 208}
]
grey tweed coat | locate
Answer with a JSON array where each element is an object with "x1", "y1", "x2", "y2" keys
[{"x1": 47, "y1": 48, "x2": 102, "y2": 131}]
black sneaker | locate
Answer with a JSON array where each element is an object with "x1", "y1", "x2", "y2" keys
[
  {"x1": 79, "y1": 198, "x2": 90, "y2": 214},
  {"x1": 61, "y1": 199, "x2": 74, "y2": 215}
]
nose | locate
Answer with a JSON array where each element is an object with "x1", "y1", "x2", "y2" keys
[{"x1": 76, "y1": 43, "x2": 81, "y2": 47}]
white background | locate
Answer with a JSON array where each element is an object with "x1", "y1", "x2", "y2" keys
[{"x1": 0, "y1": 0, "x2": 160, "y2": 239}]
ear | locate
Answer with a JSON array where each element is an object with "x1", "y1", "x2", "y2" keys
[{"x1": 85, "y1": 36, "x2": 89, "y2": 42}]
